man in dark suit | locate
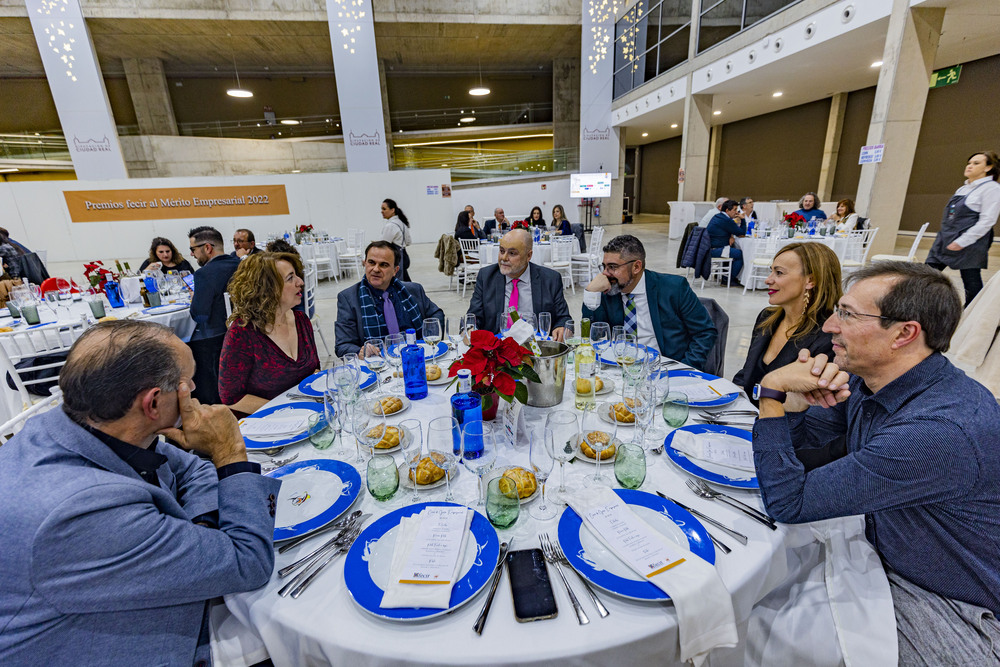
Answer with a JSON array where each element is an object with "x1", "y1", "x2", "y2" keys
[
  {"x1": 188, "y1": 225, "x2": 240, "y2": 404},
  {"x1": 335, "y1": 241, "x2": 444, "y2": 358},
  {"x1": 467, "y1": 227, "x2": 571, "y2": 340},
  {"x1": 231, "y1": 228, "x2": 262, "y2": 259},
  {"x1": 483, "y1": 207, "x2": 512, "y2": 236},
  {"x1": 582, "y1": 234, "x2": 717, "y2": 371},
  {"x1": 0, "y1": 320, "x2": 278, "y2": 666}
]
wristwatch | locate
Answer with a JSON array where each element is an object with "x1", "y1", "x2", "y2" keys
[{"x1": 753, "y1": 384, "x2": 787, "y2": 403}]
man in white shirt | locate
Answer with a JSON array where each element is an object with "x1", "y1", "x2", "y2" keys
[
  {"x1": 699, "y1": 198, "x2": 728, "y2": 227},
  {"x1": 582, "y1": 235, "x2": 717, "y2": 370}
]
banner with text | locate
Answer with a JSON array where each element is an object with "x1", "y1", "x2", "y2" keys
[{"x1": 64, "y1": 185, "x2": 289, "y2": 222}]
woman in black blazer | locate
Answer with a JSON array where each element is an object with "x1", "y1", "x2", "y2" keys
[{"x1": 734, "y1": 242, "x2": 842, "y2": 406}]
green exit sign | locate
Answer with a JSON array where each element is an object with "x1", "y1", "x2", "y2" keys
[{"x1": 930, "y1": 65, "x2": 961, "y2": 88}]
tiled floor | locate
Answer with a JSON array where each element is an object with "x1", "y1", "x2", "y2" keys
[{"x1": 49, "y1": 217, "x2": 998, "y2": 381}]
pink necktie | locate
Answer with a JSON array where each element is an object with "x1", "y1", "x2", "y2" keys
[{"x1": 507, "y1": 278, "x2": 520, "y2": 328}]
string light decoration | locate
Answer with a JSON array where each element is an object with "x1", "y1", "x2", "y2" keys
[
  {"x1": 618, "y1": 1, "x2": 645, "y2": 73},
  {"x1": 34, "y1": 0, "x2": 78, "y2": 82},
  {"x1": 586, "y1": 0, "x2": 624, "y2": 74},
  {"x1": 332, "y1": 0, "x2": 368, "y2": 55}
]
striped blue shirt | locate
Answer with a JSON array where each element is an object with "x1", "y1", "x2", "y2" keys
[{"x1": 753, "y1": 352, "x2": 1000, "y2": 614}]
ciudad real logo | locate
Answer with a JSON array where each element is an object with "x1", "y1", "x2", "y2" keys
[{"x1": 72, "y1": 136, "x2": 112, "y2": 152}]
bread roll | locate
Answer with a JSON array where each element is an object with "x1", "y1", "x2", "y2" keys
[
  {"x1": 374, "y1": 396, "x2": 404, "y2": 415},
  {"x1": 502, "y1": 467, "x2": 538, "y2": 499},
  {"x1": 409, "y1": 451, "x2": 447, "y2": 485},
  {"x1": 366, "y1": 424, "x2": 401, "y2": 449},
  {"x1": 580, "y1": 431, "x2": 616, "y2": 460}
]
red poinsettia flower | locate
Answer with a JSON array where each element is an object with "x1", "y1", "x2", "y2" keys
[
  {"x1": 492, "y1": 372, "x2": 516, "y2": 397},
  {"x1": 447, "y1": 328, "x2": 540, "y2": 403},
  {"x1": 469, "y1": 329, "x2": 500, "y2": 350}
]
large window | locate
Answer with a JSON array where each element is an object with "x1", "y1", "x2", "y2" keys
[
  {"x1": 613, "y1": 1, "x2": 691, "y2": 99},
  {"x1": 698, "y1": 0, "x2": 801, "y2": 53}
]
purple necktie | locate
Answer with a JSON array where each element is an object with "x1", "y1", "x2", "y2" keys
[{"x1": 383, "y1": 291, "x2": 400, "y2": 335}]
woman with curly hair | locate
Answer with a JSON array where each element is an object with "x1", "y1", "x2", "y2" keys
[
  {"x1": 139, "y1": 237, "x2": 194, "y2": 273},
  {"x1": 218, "y1": 252, "x2": 319, "y2": 416}
]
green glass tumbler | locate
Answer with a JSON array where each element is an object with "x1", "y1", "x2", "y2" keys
[
  {"x1": 366, "y1": 454, "x2": 399, "y2": 501},
  {"x1": 614, "y1": 443, "x2": 646, "y2": 489},
  {"x1": 307, "y1": 412, "x2": 335, "y2": 450},
  {"x1": 486, "y1": 476, "x2": 520, "y2": 529},
  {"x1": 662, "y1": 391, "x2": 690, "y2": 428}
]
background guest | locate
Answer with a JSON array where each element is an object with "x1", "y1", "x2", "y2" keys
[
  {"x1": 0, "y1": 228, "x2": 24, "y2": 279},
  {"x1": 527, "y1": 206, "x2": 546, "y2": 228},
  {"x1": 707, "y1": 199, "x2": 747, "y2": 287},
  {"x1": 454, "y1": 210, "x2": 484, "y2": 241},
  {"x1": 139, "y1": 237, "x2": 194, "y2": 273},
  {"x1": 738, "y1": 197, "x2": 757, "y2": 224},
  {"x1": 794, "y1": 192, "x2": 827, "y2": 222},
  {"x1": 551, "y1": 204, "x2": 572, "y2": 236},
  {"x1": 831, "y1": 199, "x2": 860, "y2": 232},
  {"x1": 380, "y1": 198, "x2": 412, "y2": 281},
  {"x1": 218, "y1": 252, "x2": 318, "y2": 417},
  {"x1": 483, "y1": 208, "x2": 511, "y2": 236},
  {"x1": 699, "y1": 198, "x2": 727, "y2": 227}
]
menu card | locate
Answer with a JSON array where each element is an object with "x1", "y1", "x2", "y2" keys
[
  {"x1": 679, "y1": 378, "x2": 740, "y2": 403},
  {"x1": 584, "y1": 503, "x2": 686, "y2": 578},
  {"x1": 671, "y1": 431, "x2": 755, "y2": 471},
  {"x1": 239, "y1": 416, "x2": 308, "y2": 437},
  {"x1": 398, "y1": 507, "x2": 469, "y2": 585}
]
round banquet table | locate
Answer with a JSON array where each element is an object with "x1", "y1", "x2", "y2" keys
[
  {"x1": 478, "y1": 241, "x2": 552, "y2": 267},
  {"x1": 294, "y1": 241, "x2": 340, "y2": 280},
  {"x1": 735, "y1": 234, "x2": 850, "y2": 286},
  {"x1": 217, "y1": 357, "x2": 792, "y2": 667}
]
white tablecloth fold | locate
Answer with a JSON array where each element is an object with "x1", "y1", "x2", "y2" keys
[{"x1": 566, "y1": 487, "x2": 738, "y2": 666}]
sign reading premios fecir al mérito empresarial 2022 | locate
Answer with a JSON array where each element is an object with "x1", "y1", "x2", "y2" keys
[{"x1": 63, "y1": 185, "x2": 290, "y2": 223}]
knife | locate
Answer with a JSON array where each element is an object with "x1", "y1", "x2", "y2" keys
[
  {"x1": 277, "y1": 509, "x2": 364, "y2": 554},
  {"x1": 657, "y1": 492, "x2": 748, "y2": 545},
  {"x1": 473, "y1": 539, "x2": 512, "y2": 635}
]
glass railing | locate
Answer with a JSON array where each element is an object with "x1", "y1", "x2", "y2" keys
[
  {"x1": 0, "y1": 133, "x2": 71, "y2": 162},
  {"x1": 697, "y1": 0, "x2": 802, "y2": 53},
  {"x1": 394, "y1": 146, "x2": 578, "y2": 181}
]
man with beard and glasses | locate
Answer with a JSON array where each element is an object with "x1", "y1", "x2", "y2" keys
[
  {"x1": 752, "y1": 262, "x2": 1000, "y2": 665},
  {"x1": 582, "y1": 234, "x2": 716, "y2": 370}
]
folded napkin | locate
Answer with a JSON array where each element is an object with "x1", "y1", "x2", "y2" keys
[
  {"x1": 671, "y1": 430, "x2": 755, "y2": 472},
  {"x1": 677, "y1": 378, "x2": 741, "y2": 403},
  {"x1": 380, "y1": 507, "x2": 473, "y2": 609},
  {"x1": 566, "y1": 487, "x2": 737, "y2": 666},
  {"x1": 239, "y1": 416, "x2": 308, "y2": 437}
]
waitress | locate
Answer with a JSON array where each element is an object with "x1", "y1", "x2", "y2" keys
[{"x1": 925, "y1": 151, "x2": 1000, "y2": 305}]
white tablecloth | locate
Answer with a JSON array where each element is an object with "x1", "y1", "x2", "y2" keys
[
  {"x1": 217, "y1": 361, "x2": 793, "y2": 667},
  {"x1": 735, "y1": 234, "x2": 850, "y2": 286},
  {"x1": 479, "y1": 241, "x2": 552, "y2": 267},
  {"x1": 294, "y1": 241, "x2": 340, "y2": 280}
]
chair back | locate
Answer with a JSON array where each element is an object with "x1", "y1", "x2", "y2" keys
[
  {"x1": 0, "y1": 318, "x2": 89, "y2": 417},
  {"x1": 845, "y1": 227, "x2": 879, "y2": 264},
  {"x1": 0, "y1": 389, "x2": 63, "y2": 444},
  {"x1": 906, "y1": 222, "x2": 930, "y2": 260},
  {"x1": 459, "y1": 238, "x2": 482, "y2": 263},
  {"x1": 304, "y1": 262, "x2": 318, "y2": 319},
  {"x1": 550, "y1": 236, "x2": 575, "y2": 263},
  {"x1": 587, "y1": 226, "x2": 606, "y2": 256},
  {"x1": 697, "y1": 297, "x2": 729, "y2": 377},
  {"x1": 224, "y1": 292, "x2": 233, "y2": 319}
]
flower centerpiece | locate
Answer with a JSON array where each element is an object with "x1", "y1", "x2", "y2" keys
[
  {"x1": 295, "y1": 224, "x2": 314, "y2": 243},
  {"x1": 783, "y1": 211, "x2": 806, "y2": 236},
  {"x1": 83, "y1": 261, "x2": 114, "y2": 290},
  {"x1": 448, "y1": 329, "x2": 540, "y2": 419}
]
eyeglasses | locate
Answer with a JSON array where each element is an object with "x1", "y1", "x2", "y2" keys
[
  {"x1": 189, "y1": 243, "x2": 207, "y2": 253},
  {"x1": 600, "y1": 259, "x2": 638, "y2": 272},
  {"x1": 834, "y1": 306, "x2": 896, "y2": 323}
]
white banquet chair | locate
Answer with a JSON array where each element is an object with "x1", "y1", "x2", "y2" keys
[
  {"x1": 335, "y1": 240, "x2": 362, "y2": 280},
  {"x1": 870, "y1": 222, "x2": 929, "y2": 263},
  {"x1": 0, "y1": 389, "x2": 62, "y2": 444},
  {"x1": 572, "y1": 225, "x2": 604, "y2": 285},
  {"x1": 457, "y1": 238, "x2": 483, "y2": 297},
  {"x1": 0, "y1": 318, "x2": 89, "y2": 418},
  {"x1": 544, "y1": 236, "x2": 576, "y2": 294},
  {"x1": 743, "y1": 231, "x2": 783, "y2": 294},
  {"x1": 840, "y1": 227, "x2": 879, "y2": 276},
  {"x1": 303, "y1": 263, "x2": 331, "y2": 357}
]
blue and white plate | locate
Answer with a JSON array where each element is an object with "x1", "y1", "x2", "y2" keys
[
  {"x1": 666, "y1": 369, "x2": 739, "y2": 407},
  {"x1": 240, "y1": 402, "x2": 325, "y2": 450},
  {"x1": 265, "y1": 459, "x2": 362, "y2": 542},
  {"x1": 296, "y1": 366, "x2": 378, "y2": 397},
  {"x1": 664, "y1": 424, "x2": 758, "y2": 489},
  {"x1": 141, "y1": 303, "x2": 188, "y2": 315},
  {"x1": 344, "y1": 502, "x2": 500, "y2": 621},
  {"x1": 558, "y1": 489, "x2": 714, "y2": 601},
  {"x1": 598, "y1": 343, "x2": 660, "y2": 367},
  {"x1": 387, "y1": 341, "x2": 448, "y2": 361},
  {"x1": 26, "y1": 321, "x2": 57, "y2": 329}
]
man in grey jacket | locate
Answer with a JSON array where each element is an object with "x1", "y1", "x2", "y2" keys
[{"x1": 0, "y1": 320, "x2": 280, "y2": 666}]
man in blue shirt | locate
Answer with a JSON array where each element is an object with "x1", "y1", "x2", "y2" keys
[
  {"x1": 706, "y1": 199, "x2": 746, "y2": 286},
  {"x1": 752, "y1": 262, "x2": 1000, "y2": 664}
]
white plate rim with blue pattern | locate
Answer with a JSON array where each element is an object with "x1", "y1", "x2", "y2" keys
[
  {"x1": 141, "y1": 303, "x2": 189, "y2": 315},
  {"x1": 664, "y1": 423, "x2": 759, "y2": 489},
  {"x1": 241, "y1": 402, "x2": 325, "y2": 450},
  {"x1": 343, "y1": 501, "x2": 500, "y2": 621},
  {"x1": 665, "y1": 369, "x2": 739, "y2": 407},
  {"x1": 386, "y1": 340, "x2": 448, "y2": 360},
  {"x1": 265, "y1": 459, "x2": 362, "y2": 541},
  {"x1": 296, "y1": 366, "x2": 378, "y2": 397},
  {"x1": 557, "y1": 488, "x2": 715, "y2": 601}
]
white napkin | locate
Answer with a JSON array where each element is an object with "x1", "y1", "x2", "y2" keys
[
  {"x1": 506, "y1": 318, "x2": 535, "y2": 346},
  {"x1": 380, "y1": 508, "x2": 473, "y2": 609},
  {"x1": 239, "y1": 416, "x2": 308, "y2": 437},
  {"x1": 566, "y1": 487, "x2": 737, "y2": 666},
  {"x1": 677, "y1": 378, "x2": 741, "y2": 403},
  {"x1": 671, "y1": 430, "x2": 755, "y2": 472}
]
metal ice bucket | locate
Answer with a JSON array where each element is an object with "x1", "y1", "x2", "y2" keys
[{"x1": 525, "y1": 340, "x2": 570, "y2": 408}]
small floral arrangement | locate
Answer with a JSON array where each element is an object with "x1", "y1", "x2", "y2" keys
[
  {"x1": 83, "y1": 261, "x2": 114, "y2": 289},
  {"x1": 296, "y1": 224, "x2": 314, "y2": 234},
  {"x1": 783, "y1": 212, "x2": 806, "y2": 229},
  {"x1": 448, "y1": 329, "x2": 540, "y2": 404},
  {"x1": 511, "y1": 220, "x2": 531, "y2": 231}
]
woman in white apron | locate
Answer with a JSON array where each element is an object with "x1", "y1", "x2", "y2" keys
[
  {"x1": 380, "y1": 198, "x2": 412, "y2": 281},
  {"x1": 925, "y1": 151, "x2": 1000, "y2": 305}
]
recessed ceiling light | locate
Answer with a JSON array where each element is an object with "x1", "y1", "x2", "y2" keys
[
  {"x1": 772, "y1": 91, "x2": 783, "y2": 97},
  {"x1": 227, "y1": 88, "x2": 253, "y2": 98},
  {"x1": 460, "y1": 117, "x2": 476, "y2": 123},
  {"x1": 641, "y1": 132, "x2": 649, "y2": 137},
  {"x1": 291, "y1": 169, "x2": 301, "y2": 173},
  {"x1": 280, "y1": 119, "x2": 300, "y2": 125},
  {"x1": 713, "y1": 110, "x2": 722, "y2": 116},
  {"x1": 0, "y1": 167, "x2": 18, "y2": 173},
  {"x1": 871, "y1": 61, "x2": 883, "y2": 68},
  {"x1": 469, "y1": 86, "x2": 490, "y2": 96},
  {"x1": 670, "y1": 123, "x2": 678, "y2": 129}
]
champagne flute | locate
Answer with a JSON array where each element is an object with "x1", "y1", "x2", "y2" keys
[
  {"x1": 44, "y1": 291, "x2": 60, "y2": 321},
  {"x1": 462, "y1": 421, "x2": 497, "y2": 507},
  {"x1": 362, "y1": 338, "x2": 387, "y2": 393},
  {"x1": 545, "y1": 411, "x2": 578, "y2": 505},
  {"x1": 328, "y1": 363, "x2": 360, "y2": 406},
  {"x1": 385, "y1": 333, "x2": 405, "y2": 392},
  {"x1": 462, "y1": 314, "x2": 477, "y2": 346},
  {"x1": 623, "y1": 382, "x2": 655, "y2": 449},
  {"x1": 562, "y1": 320, "x2": 579, "y2": 362},
  {"x1": 349, "y1": 397, "x2": 373, "y2": 464},
  {"x1": 427, "y1": 417, "x2": 461, "y2": 502},
  {"x1": 582, "y1": 406, "x2": 616, "y2": 487},
  {"x1": 399, "y1": 418, "x2": 424, "y2": 503},
  {"x1": 528, "y1": 427, "x2": 557, "y2": 520},
  {"x1": 590, "y1": 321, "x2": 611, "y2": 375},
  {"x1": 537, "y1": 311, "x2": 551, "y2": 340},
  {"x1": 446, "y1": 315, "x2": 463, "y2": 352}
]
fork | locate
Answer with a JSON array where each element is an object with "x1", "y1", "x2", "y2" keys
[
  {"x1": 285, "y1": 392, "x2": 323, "y2": 402},
  {"x1": 685, "y1": 479, "x2": 777, "y2": 529},
  {"x1": 277, "y1": 509, "x2": 364, "y2": 554},
  {"x1": 278, "y1": 525, "x2": 361, "y2": 597},
  {"x1": 261, "y1": 453, "x2": 300, "y2": 473},
  {"x1": 278, "y1": 522, "x2": 361, "y2": 579},
  {"x1": 543, "y1": 534, "x2": 610, "y2": 618},
  {"x1": 538, "y1": 534, "x2": 589, "y2": 625}
]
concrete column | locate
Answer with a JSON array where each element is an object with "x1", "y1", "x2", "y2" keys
[
  {"x1": 817, "y1": 92, "x2": 847, "y2": 203},
  {"x1": 678, "y1": 89, "x2": 712, "y2": 200},
  {"x1": 705, "y1": 124, "x2": 722, "y2": 201},
  {"x1": 609, "y1": 126, "x2": 627, "y2": 224},
  {"x1": 687, "y1": 0, "x2": 701, "y2": 60},
  {"x1": 377, "y1": 58, "x2": 395, "y2": 169},
  {"x1": 855, "y1": 2, "x2": 945, "y2": 256},
  {"x1": 552, "y1": 58, "x2": 580, "y2": 156},
  {"x1": 123, "y1": 58, "x2": 178, "y2": 136}
]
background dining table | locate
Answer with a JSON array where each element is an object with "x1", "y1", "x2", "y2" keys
[
  {"x1": 212, "y1": 352, "x2": 794, "y2": 667},
  {"x1": 735, "y1": 233, "x2": 851, "y2": 287}
]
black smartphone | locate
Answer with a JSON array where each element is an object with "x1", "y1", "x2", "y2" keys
[{"x1": 507, "y1": 548, "x2": 558, "y2": 623}]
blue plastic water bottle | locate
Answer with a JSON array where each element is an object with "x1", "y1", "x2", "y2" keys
[
  {"x1": 450, "y1": 369, "x2": 483, "y2": 457},
  {"x1": 401, "y1": 328, "x2": 428, "y2": 400}
]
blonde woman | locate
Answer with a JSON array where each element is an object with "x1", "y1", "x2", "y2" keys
[
  {"x1": 551, "y1": 204, "x2": 572, "y2": 236},
  {"x1": 218, "y1": 252, "x2": 319, "y2": 416}
]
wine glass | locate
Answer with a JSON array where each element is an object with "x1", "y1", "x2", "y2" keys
[
  {"x1": 57, "y1": 281, "x2": 73, "y2": 318},
  {"x1": 462, "y1": 314, "x2": 477, "y2": 346},
  {"x1": 385, "y1": 333, "x2": 405, "y2": 392},
  {"x1": 328, "y1": 363, "x2": 360, "y2": 406},
  {"x1": 462, "y1": 421, "x2": 497, "y2": 507},
  {"x1": 581, "y1": 405, "x2": 616, "y2": 487},
  {"x1": 537, "y1": 312, "x2": 551, "y2": 340},
  {"x1": 613, "y1": 332, "x2": 637, "y2": 382},
  {"x1": 590, "y1": 321, "x2": 611, "y2": 374},
  {"x1": 399, "y1": 418, "x2": 424, "y2": 503},
  {"x1": 44, "y1": 292, "x2": 60, "y2": 321},
  {"x1": 545, "y1": 411, "x2": 578, "y2": 505},
  {"x1": 446, "y1": 315, "x2": 464, "y2": 352},
  {"x1": 427, "y1": 417, "x2": 461, "y2": 502},
  {"x1": 349, "y1": 397, "x2": 374, "y2": 464},
  {"x1": 422, "y1": 318, "x2": 442, "y2": 350},
  {"x1": 622, "y1": 382, "x2": 655, "y2": 449},
  {"x1": 362, "y1": 339, "x2": 387, "y2": 393},
  {"x1": 562, "y1": 320, "x2": 578, "y2": 360},
  {"x1": 528, "y1": 427, "x2": 557, "y2": 520},
  {"x1": 495, "y1": 312, "x2": 512, "y2": 339}
]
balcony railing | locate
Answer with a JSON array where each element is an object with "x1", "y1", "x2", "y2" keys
[{"x1": 394, "y1": 145, "x2": 577, "y2": 181}]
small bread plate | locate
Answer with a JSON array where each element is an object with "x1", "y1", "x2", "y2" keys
[
  {"x1": 387, "y1": 340, "x2": 448, "y2": 361},
  {"x1": 557, "y1": 488, "x2": 714, "y2": 601},
  {"x1": 296, "y1": 366, "x2": 378, "y2": 398},
  {"x1": 141, "y1": 303, "x2": 189, "y2": 315},
  {"x1": 424, "y1": 363, "x2": 453, "y2": 386},
  {"x1": 498, "y1": 466, "x2": 540, "y2": 505},
  {"x1": 597, "y1": 401, "x2": 638, "y2": 427},
  {"x1": 664, "y1": 424, "x2": 758, "y2": 490},
  {"x1": 665, "y1": 369, "x2": 739, "y2": 408},
  {"x1": 240, "y1": 402, "x2": 325, "y2": 451},
  {"x1": 265, "y1": 459, "x2": 362, "y2": 542},
  {"x1": 594, "y1": 377, "x2": 616, "y2": 396},
  {"x1": 598, "y1": 344, "x2": 660, "y2": 367},
  {"x1": 344, "y1": 501, "x2": 500, "y2": 621},
  {"x1": 398, "y1": 457, "x2": 460, "y2": 490},
  {"x1": 364, "y1": 423, "x2": 412, "y2": 454},
  {"x1": 371, "y1": 395, "x2": 411, "y2": 417},
  {"x1": 573, "y1": 431, "x2": 620, "y2": 464}
]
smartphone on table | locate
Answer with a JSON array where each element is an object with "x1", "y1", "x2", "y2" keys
[{"x1": 507, "y1": 548, "x2": 558, "y2": 623}]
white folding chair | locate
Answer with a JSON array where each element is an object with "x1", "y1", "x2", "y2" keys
[
  {"x1": 458, "y1": 238, "x2": 483, "y2": 297},
  {"x1": 224, "y1": 292, "x2": 233, "y2": 320},
  {"x1": 0, "y1": 389, "x2": 63, "y2": 444},
  {"x1": 0, "y1": 318, "x2": 89, "y2": 418},
  {"x1": 743, "y1": 231, "x2": 783, "y2": 294},
  {"x1": 871, "y1": 222, "x2": 929, "y2": 262},
  {"x1": 309, "y1": 241, "x2": 338, "y2": 283},
  {"x1": 545, "y1": 236, "x2": 576, "y2": 294},
  {"x1": 702, "y1": 256, "x2": 733, "y2": 290},
  {"x1": 335, "y1": 240, "x2": 362, "y2": 279},
  {"x1": 303, "y1": 263, "x2": 331, "y2": 358},
  {"x1": 572, "y1": 225, "x2": 605, "y2": 285},
  {"x1": 840, "y1": 227, "x2": 880, "y2": 275}
]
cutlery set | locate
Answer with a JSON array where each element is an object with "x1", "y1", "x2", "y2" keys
[{"x1": 276, "y1": 512, "x2": 370, "y2": 599}]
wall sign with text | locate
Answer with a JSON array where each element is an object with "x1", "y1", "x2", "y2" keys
[{"x1": 63, "y1": 185, "x2": 290, "y2": 222}]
